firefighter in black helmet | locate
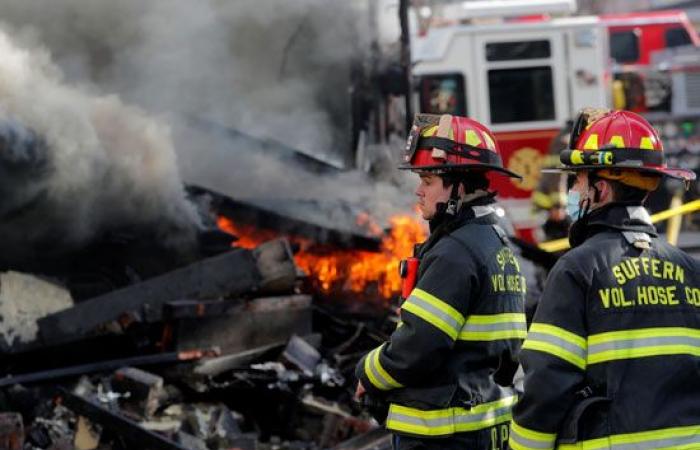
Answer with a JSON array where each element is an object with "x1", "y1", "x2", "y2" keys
[
  {"x1": 355, "y1": 114, "x2": 526, "y2": 450},
  {"x1": 510, "y1": 109, "x2": 700, "y2": 450}
]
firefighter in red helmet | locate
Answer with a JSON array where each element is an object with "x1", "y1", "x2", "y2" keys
[
  {"x1": 355, "y1": 114, "x2": 526, "y2": 450},
  {"x1": 510, "y1": 109, "x2": 700, "y2": 450}
]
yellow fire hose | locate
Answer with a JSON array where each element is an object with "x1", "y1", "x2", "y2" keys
[{"x1": 538, "y1": 198, "x2": 700, "y2": 253}]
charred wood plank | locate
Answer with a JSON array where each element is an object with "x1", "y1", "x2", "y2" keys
[
  {"x1": 60, "y1": 388, "x2": 188, "y2": 450},
  {"x1": 175, "y1": 295, "x2": 312, "y2": 355},
  {"x1": 188, "y1": 185, "x2": 382, "y2": 251},
  {"x1": 0, "y1": 349, "x2": 216, "y2": 388},
  {"x1": 38, "y1": 248, "x2": 256, "y2": 345},
  {"x1": 193, "y1": 342, "x2": 284, "y2": 377},
  {"x1": 163, "y1": 300, "x2": 236, "y2": 321}
]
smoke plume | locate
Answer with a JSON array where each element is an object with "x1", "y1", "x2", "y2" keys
[
  {"x1": 0, "y1": 28, "x2": 199, "y2": 265},
  {"x1": 0, "y1": 0, "x2": 367, "y2": 161},
  {"x1": 0, "y1": 1, "x2": 417, "y2": 240}
]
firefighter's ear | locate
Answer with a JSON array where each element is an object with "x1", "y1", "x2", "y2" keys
[
  {"x1": 456, "y1": 179, "x2": 466, "y2": 197},
  {"x1": 594, "y1": 179, "x2": 611, "y2": 203}
]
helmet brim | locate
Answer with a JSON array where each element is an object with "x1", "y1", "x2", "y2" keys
[
  {"x1": 542, "y1": 165, "x2": 697, "y2": 181},
  {"x1": 398, "y1": 163, "x2": 523, "y2": 179}
]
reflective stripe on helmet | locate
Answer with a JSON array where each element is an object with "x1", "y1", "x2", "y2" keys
[{"x1": 560, "y1": 148, "x2": 664, "y2": 168}]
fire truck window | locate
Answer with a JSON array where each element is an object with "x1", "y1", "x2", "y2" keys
[
  {"x1": 610, "y1": 31, "x2": 640, "y2": 64},
  {"x1": 485, "y1": 40, "x2": 551, "y2": 61},
  {"x1": 665, "y1": 28, "x2": 692, "y2": 48},
  {"x1": 488, "y1": 66, "x2": 554, "y2": 124},
  {"x1": 418, "y1": 74, "x2": 467, "y2": 116}
]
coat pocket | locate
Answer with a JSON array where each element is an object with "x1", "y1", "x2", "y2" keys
[
  {"x1": 387, "y1": 384, "x2": 459, "y2": 410},
  {"x1": 556, "y1": 396, "x2": 611, "y2": 445}
]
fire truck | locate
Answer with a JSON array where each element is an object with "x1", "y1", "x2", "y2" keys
[{"x1": 410, "y1": 1, "x2": 700, "y2": 241}]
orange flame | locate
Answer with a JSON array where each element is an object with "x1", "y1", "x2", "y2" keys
[{"x1": 217, "y1": 214, "x2": 427, "y2": 299}]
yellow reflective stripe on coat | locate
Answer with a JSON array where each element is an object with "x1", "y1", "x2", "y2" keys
[
  {"x1": 401, "y1": 288, "x2": 465, "y2": 340},
  {"x1": 587, "y1": 327, "x2": 700, "y2": 365},
  {"x1": 557, "y1": 423, "x2": 700, "y2": 449},
  {"x1": 386, "y1": 395, "x2": 517, "y2": 436},
  {"x1": 522, "y1": 323, "x2": 587, "y2": 370},
  {"x1": 363, "y1": 345, "x2": 403, "y2": 390},
  {"x1": 459, "y1": 313, "x2": 527, "y2": 341},
  {"x1": 509, "y1": 420, "x2": 556, "y2": 450}
]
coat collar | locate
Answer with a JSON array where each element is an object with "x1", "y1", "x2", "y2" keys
[{"x1": 569, "y1": 203, "x2": 657, "y2": 248}]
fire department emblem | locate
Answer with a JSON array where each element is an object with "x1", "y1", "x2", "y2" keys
[{"x1": 508, "y1": 147, "x2": 543, "y2": 191}]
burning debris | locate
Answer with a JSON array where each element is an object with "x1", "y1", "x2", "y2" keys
[
  {"x1": 0, "y1": 234, "x2": 400, "y2": 450},
  {"x1": 0, "y1": 170, "x2": 414, "y2": 450},
  {"x1": 0, "y1": 114, "x2": 415, "y2": 448},
  {"x1": 0, "y1": 3, "x2": 420, "y2": 449},
  {"x1": 216, "y1": 207, "x2": 426, "y2": 300}
]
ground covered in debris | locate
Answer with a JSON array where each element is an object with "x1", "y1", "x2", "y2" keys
[{"x1": 0, "y1": 234, "x2": 397, "y2": 450}]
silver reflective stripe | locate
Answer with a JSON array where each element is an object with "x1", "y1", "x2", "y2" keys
[
  {"x1": 388, "y1": 404, "x2": 512, "y2": 428},
  {"x1": 526, "y1": 331, "x2": 587, "y2": 360},
  {"x1": 406, "y1": 294, "x2": 462, "y2": 334},
  {"x1": 557, "y1": 425, "x2": 700, "y2": 450},
  {"x1": 510, "y1": 421, "x2": 556, "y2": 450},
  {"x1": 455, "y1": 404, "x2": 512, "y2": 426},
  {"x1": 388, "y1": 413, "x2": 453, "y2": 429},
  {"x1": 365, "y1": 347, "x2": 401, "y2": 390},
  {"x1": 461, "y1": 322, "x2": 527, "y2": 333},
  {"x1": 366, "y1": 350, "x2": 390, "y2": 389},
  {"x1": 589, "y1": 335, "x2": 700, "y2": 355},
  {"x1": 613, "y1": 433, "x2": 700, "y2": 450},
  {"x1": 509, "y1": 433, "x2": 553, "y2": 450}
]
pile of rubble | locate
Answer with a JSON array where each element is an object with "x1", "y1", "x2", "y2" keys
[{"x1": 0, "y1": 232, "x2": 397, "y2": 450}]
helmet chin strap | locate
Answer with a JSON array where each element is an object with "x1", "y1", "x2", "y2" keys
[
  {"x1": 444, "y1": 186, "x2": 490, "y2": 217},
  {"x1": 445, "y1": 183, "x2": 461, "y2": 216},
  {"x1": 576, "y1": 174, "x2": 602, "y2": 221}
]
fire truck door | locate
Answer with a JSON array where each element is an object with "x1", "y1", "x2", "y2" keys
[{"x1": 472, "y1": 30, "x2": 570, "y2": 238}]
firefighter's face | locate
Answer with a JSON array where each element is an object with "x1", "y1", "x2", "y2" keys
[{"x1": 415, "y1": 173, "x2": 452, "y2": 220}]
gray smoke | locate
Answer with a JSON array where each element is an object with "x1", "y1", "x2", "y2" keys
[
  {"x1": 0, "y1": 0, "x2": 417, "y2": 237},
  {"x1": 0, "y1": 28, "x2": 199, "y2": 263},
  {"x1": 0, "y1": 0, "x2": 366, "y2": 161}
]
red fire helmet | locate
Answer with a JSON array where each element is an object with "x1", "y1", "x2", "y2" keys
[
  {"x1": 399, "y1": 113, "x2": 521, "y2": 178},
  {"x1": 556, "y1": 109, "x2": 696, "y2": 189}
]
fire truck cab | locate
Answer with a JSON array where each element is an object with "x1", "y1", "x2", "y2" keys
[
  {"x1": 412, "y1": 15, "x2": 609, "y2": 239},
  {"x1": 605, "y1": 10, "x2": 700, "y2": 68}
]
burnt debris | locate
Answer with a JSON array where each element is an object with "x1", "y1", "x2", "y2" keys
[
  {"x1": 0, "y1": 209, "x2": 395, "y2": 450},
  {"x1": 0, "y1": 109, "x2": 403, "y2": 449}
]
